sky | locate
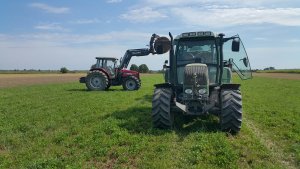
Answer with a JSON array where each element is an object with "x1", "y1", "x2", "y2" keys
[{"x1": 0, "y1": 0, "x2": 300, "y2": 70}]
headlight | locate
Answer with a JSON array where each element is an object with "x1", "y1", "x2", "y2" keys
[
  {"x1": 198, "y1": 89, "x2": 207, "y2": 95},
  {"x1": 185, "y1": 89, "x2": 193, "y2": 94}
]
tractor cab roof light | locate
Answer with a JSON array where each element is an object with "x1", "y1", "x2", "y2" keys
[
  {"x1": 180, "y1": 31, "x2": 215, "y2": 38},
  {"x1": 182, "y1": 33, "x2": 189, "y2": 37}
]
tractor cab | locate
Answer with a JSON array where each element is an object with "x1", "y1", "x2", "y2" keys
[
  {"x1": 173, "y1": 31, "x2": 252, "y2": 87},
  {"x1": 92, "y1": 57, "x2": 118, "y2": 78}
]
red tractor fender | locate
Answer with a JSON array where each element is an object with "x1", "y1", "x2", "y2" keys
[
  {"x1": 89, "y1": 68, "x2": 111, "y2": 79},
  {"x1": 119, "y1": 69, "x2": 140, "y2": 79}
]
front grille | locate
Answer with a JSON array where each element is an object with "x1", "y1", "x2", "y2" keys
[{"x1": 184, "y1": 63, "x2": 208, "y2": 86}]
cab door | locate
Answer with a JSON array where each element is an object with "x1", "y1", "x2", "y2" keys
[{"x1": 223, "y1": 37, "x2": 252, "y2": 80}]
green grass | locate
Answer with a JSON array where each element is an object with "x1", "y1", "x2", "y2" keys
[
  {"x1": 238, "y1": 76, "x2": 300, "y2": 166},
  {"x1": 256, "y1": 69, "x2": 300, "y2": 74},
  {"x1": 0, "y1": 74, "x2": 299, "y2": 168}
]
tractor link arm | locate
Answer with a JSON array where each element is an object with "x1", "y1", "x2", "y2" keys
[
  {"x1": 118, "y1": 33, "x2": 169, "y2": 69},
  {"x1": 119, "y1": 33, "x2": 162, "y2": 69},
  {"x1": 119, "y1": 48, "x2": 150, "y2": 69}
]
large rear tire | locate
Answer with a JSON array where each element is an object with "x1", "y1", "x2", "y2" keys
[
  {"x1": 220, "y1": 89, "x2": 242, "y2": 134},
  {"x1": 152, "y1": 88, "x2": 174, "y2": 129},
  {"x1": 122, "y1": 76, "x2": 141, "y2": 91},
  {"x1": 106, "y1": 83, "x2": 111, "y2": 90},
  {"x1": 85, "y1": 70, "x2": 108, "y2": 91}
]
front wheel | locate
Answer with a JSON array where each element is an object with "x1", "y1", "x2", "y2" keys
[
  {"x1": 152, "y1": 88, "x2": 174, "y2": 129},
  {"x1": 122, "y1": 76, "x2": 141, "y2": 91},
  {"x1": 220, "y1": 89, "x2": 242, "y2": 134}
]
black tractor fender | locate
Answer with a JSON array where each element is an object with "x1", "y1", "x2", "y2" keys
[
  {"x1": 154, "y1": 83, "x2": 173, "y2": 89},
  {"x1": 79, "y1": 77, "x2": 86, "y2": 83},
  {"x1": 220, "y1": 83, "x2": 241, "y2": 90}
]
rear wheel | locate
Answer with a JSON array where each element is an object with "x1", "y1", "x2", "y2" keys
[
  {"x1": 220, "y1": 89, "x2": 242, "y2": 134},
  {"x1": 122, "y1": 76, "x2": 141, "y2": 91},
  {"x1": 106, "y1": 83, "x2": 111, "y2": 90},
  {"x1": 85, "y1": 70, "x2": 108, "y2": 91},
  {"x1": 152, "y1": 88, "x2": 174, "y2": 129}
]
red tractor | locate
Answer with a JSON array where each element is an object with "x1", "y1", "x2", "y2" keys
[{"x1": 79, "y1": 34, "x2": 170, "y2": 91}]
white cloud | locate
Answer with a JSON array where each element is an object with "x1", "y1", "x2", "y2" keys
[
  {"x1": 0, "y1": 31, "x2": 150, "y2": 48},
  {"x1": 144, "y1": 0, "x2": 289, "y2": 7},
  {"x1": 288, "y1": 39, "x2": 300, "y2": 43},
  {"x1": 171, "y1": 7, "x2": 300, "y2": 27},
  {"x1": 248, "y1": 47, "x2": 300, "y2": 69},
  {"x1": 0, "y1": 31, "x2": 167, "y2": 70},
  {"x1": 120, "y1": 1, "x2": 300, "y2": 27},
  {"x1": 70, "y1": 18, "x2": 101, "y2": 24},
  {"x1": 120, "y1": 7, "x2": 168, "y2": 23},
  {"x1": 106, "y1": 0, "x2": 122, "y2": 3},
  {"x1": 254, "y1": 37, "x2": 268, "y2": 41},
  {"x1": 30, "y1": 3, "x2": 70, "y2": 14},
  {"x1": 34, "y1": 23, "x2": 69, "y2": 32}
]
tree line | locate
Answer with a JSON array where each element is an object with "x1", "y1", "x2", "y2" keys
[{"x1": 129, "y1": 64, "x2": 149, "y2": 73}]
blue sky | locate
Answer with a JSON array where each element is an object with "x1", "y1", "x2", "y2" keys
[{"x1": 0, "y1": 0, "x2": 300, "y2": 70}]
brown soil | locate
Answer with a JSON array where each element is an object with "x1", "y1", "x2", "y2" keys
[
  {"x1": 1, "y1": 72, "x2": 297, "y2": 88},
  {"x1": 253, "y1": 73, "x2": 300, "y2": 80},
  {"x1": 0, "y1": 73, "x2": 86, "y2": 88}
]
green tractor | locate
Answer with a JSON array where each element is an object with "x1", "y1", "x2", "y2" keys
[{"x1": 152, "y1": 31, "x2": 252, "y2": 134}]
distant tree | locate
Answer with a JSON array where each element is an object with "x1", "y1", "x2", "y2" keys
[
  {"x1": 60, "y1": 67, "x2": 69, "y2": 73},
  {"x1": 138, "y1": 64, "x2": 149, "y2": 73},
  {"x1": 264, "y1": 67, "x2": 276, "y2": 70},
  {"x1": 130, "y1": 64, "x2": 139, "y2": 71}
]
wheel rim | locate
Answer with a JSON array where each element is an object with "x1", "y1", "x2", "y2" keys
[
  {"x1": 90, "y1": 76, "x2": 105, "y2": 89},
  {"x1": 125, "y1": 79, "x2": 136, "y2": 90}
]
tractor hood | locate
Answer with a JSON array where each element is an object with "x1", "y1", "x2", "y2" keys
[{"x1": 120, "y1": 69, "x2": 140, "y2": 78}]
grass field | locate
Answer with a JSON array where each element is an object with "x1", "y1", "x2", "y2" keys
[{"x1": 0, "y1": 74, "x2": 299, "y2": 168}]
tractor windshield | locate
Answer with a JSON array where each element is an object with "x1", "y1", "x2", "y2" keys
[
  {"x1": 223, "y1": 38, "x2": 252, "y2": 80},
  {"x1": 176, "y1": 39, "x2": 218, "y2": 85}
]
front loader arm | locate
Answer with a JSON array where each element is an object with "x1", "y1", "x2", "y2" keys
[
  {"x1": 119, "y1": 48, "x2": 150, "y2": 69},
  {"x1": 118, "y1": 33, "x2": 171, "y2": 69}
]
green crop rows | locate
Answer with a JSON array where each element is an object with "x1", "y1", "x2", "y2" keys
[{"x1": 0, "y1": 74, "x2": 299, "y2": 168}]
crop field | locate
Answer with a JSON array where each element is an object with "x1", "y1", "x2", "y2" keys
[
  {"x1": 0, "y1": 74, "x2": 299, "y2": 168},
  {"x1": 256, "y1": 69, "x2": 300, "y2": 74}
]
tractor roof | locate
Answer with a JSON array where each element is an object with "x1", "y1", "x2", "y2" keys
[
  {"x1": 96, "y1": 57, "x2": 118, "y2": 60},
  {"x1": 174, "y1": 31, "x2": 216, "y2": 40}
]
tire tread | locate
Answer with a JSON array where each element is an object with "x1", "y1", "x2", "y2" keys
[{"x1": 220, "y1": 89, "x2": 242, "y2": 134}]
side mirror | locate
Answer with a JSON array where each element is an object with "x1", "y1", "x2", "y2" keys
[
  {"x1": 241, "y1": 57, "x2": 249, "y2": 67},
  {"x1": 163, "y1": 60, "x2": 169, "y2": 69},
  {"x1": 232, "y1": 38, "x2": 240, "y2": 52}
]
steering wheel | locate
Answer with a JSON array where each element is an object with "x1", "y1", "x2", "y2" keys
[{"x1": 187, "y1": 52, "x2": 196, "y2": 58}]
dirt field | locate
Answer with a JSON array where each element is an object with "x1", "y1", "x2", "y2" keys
[
  {"x1": 0, "y1": 73, "x2": 85, "y2": 88},
  {"x1": 253, "y1": 73, "x2": 300, "y2": 80},
  {"x1": 0, "y1": 73, "x2": 298, "y2": 88}
]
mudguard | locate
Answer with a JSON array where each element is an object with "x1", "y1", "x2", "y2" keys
[
  {"x1": 79, "y1": 77, "x2": 86, "y2": 83},
  {"x1": 220, "y1": 84, "x2": 241, "y2": 90},
  {"x1": 90, "y1": 68, "x2": 110, "y2": 79},
  {"x1": 154, "y1": 83, "x2": 173, "y2": 88}
]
